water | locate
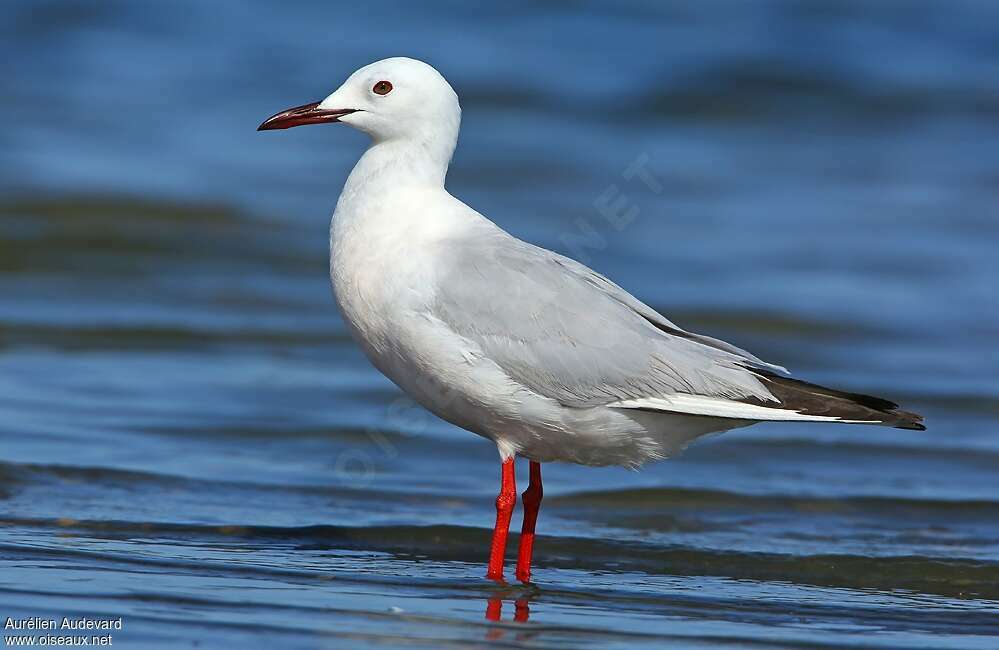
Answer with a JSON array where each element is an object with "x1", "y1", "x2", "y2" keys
[{"x1": 2, "y1": 1, "x2": 998, "y2": 647}]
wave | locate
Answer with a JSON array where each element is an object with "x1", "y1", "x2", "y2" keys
[
  {"x1": 3, "y1": 515, "x2": 998, "y2": 602},
  {"x1": 0, "y1": 322, "x2": 352, "y2": 352},
  {"x1": 550, "y1": 485, "x2": 999, "y2": 518}
]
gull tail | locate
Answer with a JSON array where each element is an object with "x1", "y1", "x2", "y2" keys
[
  {"x1": 609, "y1": 370, "x2": 925, "y2": 430},
  {"x1": 748, "y1": 369, "x2": 926, "y2": 430}
]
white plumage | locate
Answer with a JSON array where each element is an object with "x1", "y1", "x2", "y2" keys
[{"x1": 261, "y1": 56, "x2": 923, "y2": 469}]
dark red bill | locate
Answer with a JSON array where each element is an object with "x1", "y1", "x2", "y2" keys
[{"x1": 257, "y1": 102, "x2": 358, "y2": 131}]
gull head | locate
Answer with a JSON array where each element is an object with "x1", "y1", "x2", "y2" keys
[{"x1": 258, "y1": 57, "x2": 460, "y2": 144}]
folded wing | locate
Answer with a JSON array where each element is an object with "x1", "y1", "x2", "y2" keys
[{"x1": 429, "y1": 229, "x2": 923, "y2": 430}]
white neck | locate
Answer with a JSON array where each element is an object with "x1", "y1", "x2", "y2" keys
[
  {"x1": 343, "y1": 120, "x2": 459, "y2": 194},
  {"x1": 331, "y1": 118, "x2": 466, "y2": 260}
]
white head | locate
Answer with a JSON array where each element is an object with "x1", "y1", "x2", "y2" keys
[{"x1": 259, "y1": 57, "x2": 461, "y2": 149}]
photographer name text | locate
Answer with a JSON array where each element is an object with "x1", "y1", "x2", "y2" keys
[{"x1": 4, "y1": 617, "x2": 121, "y2": 647}]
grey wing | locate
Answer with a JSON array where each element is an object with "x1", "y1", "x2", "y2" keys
[
  {"x1": 548, "y1": 251, "x2": 787, "y2": 375},
  {"x1": 430, "y1": 232, "x2": 781, "y2": 411}
]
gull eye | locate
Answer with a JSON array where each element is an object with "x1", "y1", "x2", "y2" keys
[{"x1": 372, "y1": 80, "x2": 393, "y2": 96}]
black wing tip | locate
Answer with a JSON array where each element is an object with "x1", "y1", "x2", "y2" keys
[
  {"x1": 891, "y1": 410, "x2": 926, "y2": 431},
  {"x1": 753, "y1": 367, "x2": 896, "y2": 408},
  {"x1": 751, "y1": 368, "x2": 926, "y2": 431}
]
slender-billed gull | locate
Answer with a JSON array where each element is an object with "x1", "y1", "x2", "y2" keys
[{"x1": 259, "y1": 57, "x2": 924, "y2": 584}]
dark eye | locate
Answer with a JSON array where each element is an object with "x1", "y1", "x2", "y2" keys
[{"x1": 372, "y1": 80, "x2": 393, "y2": 96}]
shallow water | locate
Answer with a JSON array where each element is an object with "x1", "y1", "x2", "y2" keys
[{"x1": 2, "y1": 1, "x2": 998, "y2": 648}]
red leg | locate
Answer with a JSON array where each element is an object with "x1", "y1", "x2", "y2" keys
[
  {"x1": 486, "y1": 457, "x2": 516, "y2": 581},
  {"x1": 515, "y1": 461, "x2": 543, "y2": 583}
]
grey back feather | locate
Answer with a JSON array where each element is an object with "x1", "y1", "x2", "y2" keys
[{"x1": 430, "y1": 230, "x2": 782, "y2": 409}]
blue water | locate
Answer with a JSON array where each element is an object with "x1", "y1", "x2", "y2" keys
[{"x1": 2, "y1": 1, "x2": 998, "y2": 648}]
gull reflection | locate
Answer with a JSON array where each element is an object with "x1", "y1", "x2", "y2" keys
[{"x1": 485, "y1": 589, "x2": 537, "y2": 641}]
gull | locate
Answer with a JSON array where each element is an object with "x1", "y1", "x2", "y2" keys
[{"x1": 258, "y1": 57, "x2": 924, "y2": 584}]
